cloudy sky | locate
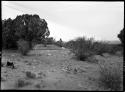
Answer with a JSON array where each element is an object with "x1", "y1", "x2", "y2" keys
[{"x1": 2, "y1": 1, "x2": 124, "y2": 41}]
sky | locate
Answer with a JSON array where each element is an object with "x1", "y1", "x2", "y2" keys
[{"x1": 2, "y1": 1, "x2": 124, "y2": 42}]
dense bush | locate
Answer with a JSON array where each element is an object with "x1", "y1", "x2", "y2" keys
[
  {"x1": 17, "y1": 39, "x2": 30, "y2": 55},
  {"x1": 98, "y1": 61, "x2": 123, "y2": 91}
]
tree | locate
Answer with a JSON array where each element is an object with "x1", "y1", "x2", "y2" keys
[
  {"x1": 13, "y1": 14, "x2": 50, "y2": 48},
  {"x1": 118, "y1": 28, "x2": 124, "y2": 46},
  {"x1": 2, "y1": 14, "x2": 50, "y2": 50},
  {"x1": 2, "y1": 18, "x2": 18, "y2": 49}
]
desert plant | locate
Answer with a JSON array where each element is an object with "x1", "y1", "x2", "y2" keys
[
  {"x1": 15, "y1": 78, "x2": 31, "y2": 88},
  {"x1": 25, "y1": 71, "x2": 36, "y2": 79},
  {"x1": 98, "y1": 61, "x2": 123, "y2": 91},
  {"x1": 17, "y1": 39, "x2": 30, "y2": 55},
  {"x1": 70, "y1": 37, "x2": 95, "y2": 61}
]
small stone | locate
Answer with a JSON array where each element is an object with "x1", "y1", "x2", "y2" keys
[
  {"x1": 78, "y1": 82, "x2": 83, "y2": 88},
  {"x1": 47, "y1": 53, "x2": 52, "y2": 56}
]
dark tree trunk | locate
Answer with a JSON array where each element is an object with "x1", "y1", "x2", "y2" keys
[
  {"x1": 44, "y1": 38, "x2": 47, "y2": 47},
  {"x1": 28, "y1": 41, "x2": 32, "y2": 49}
]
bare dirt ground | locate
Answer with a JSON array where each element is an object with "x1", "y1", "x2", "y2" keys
[{"x1": 1, "y1": 44, "x2": 123, "y2": 90}]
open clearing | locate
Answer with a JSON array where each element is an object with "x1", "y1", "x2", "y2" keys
[{"x1": 1, "y1": 44, "x2": 123, "y2": 90}]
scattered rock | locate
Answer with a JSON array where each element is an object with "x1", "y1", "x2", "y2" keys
[{"x1": 37, "y1": 71, "x2": 46, "y2": 78}]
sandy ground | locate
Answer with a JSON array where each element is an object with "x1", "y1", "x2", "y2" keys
[{"x1": 1, "y1": 44, "x2": 123, "y2": 90}]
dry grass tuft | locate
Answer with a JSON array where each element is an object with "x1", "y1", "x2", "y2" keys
[{"x1": 98, "y1": 60, "x2": 123, "y2": 91}]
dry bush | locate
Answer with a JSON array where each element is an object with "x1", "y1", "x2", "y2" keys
[
  {"x1": 72, "y1": 37, "x2": 95, "y2": 61},
  {"x1": 98, "y1": 61, "x2": 123, "y2": 91}
]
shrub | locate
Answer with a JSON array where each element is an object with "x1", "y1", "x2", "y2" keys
[
  {"x1": 15, "y1": 78, "x2": 31, "y2": 88},
  {"x1": 25, "y1": 71, "x2": 36, "y2": 79},
  {"x1": 98, "y1": 61, "x2": 123, "y2": 91},
  {"x1": 68, "y1": 37, "x2": 95, "y2": 61},
  {"x1": 17, "y1": 39, "x2": 30, "y2": 55}
]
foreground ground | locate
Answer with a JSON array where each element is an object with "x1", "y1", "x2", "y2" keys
[{"x1": 1, "y1": 44, "x2": 123, "y2": 90}]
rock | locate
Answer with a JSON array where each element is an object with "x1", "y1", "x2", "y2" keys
[
  {"x1": 37, "y1": 71, "x2": 46, "y2": 78},
  {"x1": 62, "y1": 47, "x2": 65, "y2": 49},
  {"x1": 115, "y1": 51, "x2": 122, "y2": 56},
  {"x1": 103, "y1": 53, "x2": 110, "y2": 57},
  {"x1": 78, "y1": 82, "x2": 83, "y2": 88},
  {"x1": 47, "y1": 53, "x2": 52, "y2": 56}
]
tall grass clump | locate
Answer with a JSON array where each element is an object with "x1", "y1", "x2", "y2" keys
[
  {"x1": 17, "y1": 39, "x2": 30, "y2": 55},
  {"x1": 98, "y1": 61, "x2": 123, "y2": 91}
]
